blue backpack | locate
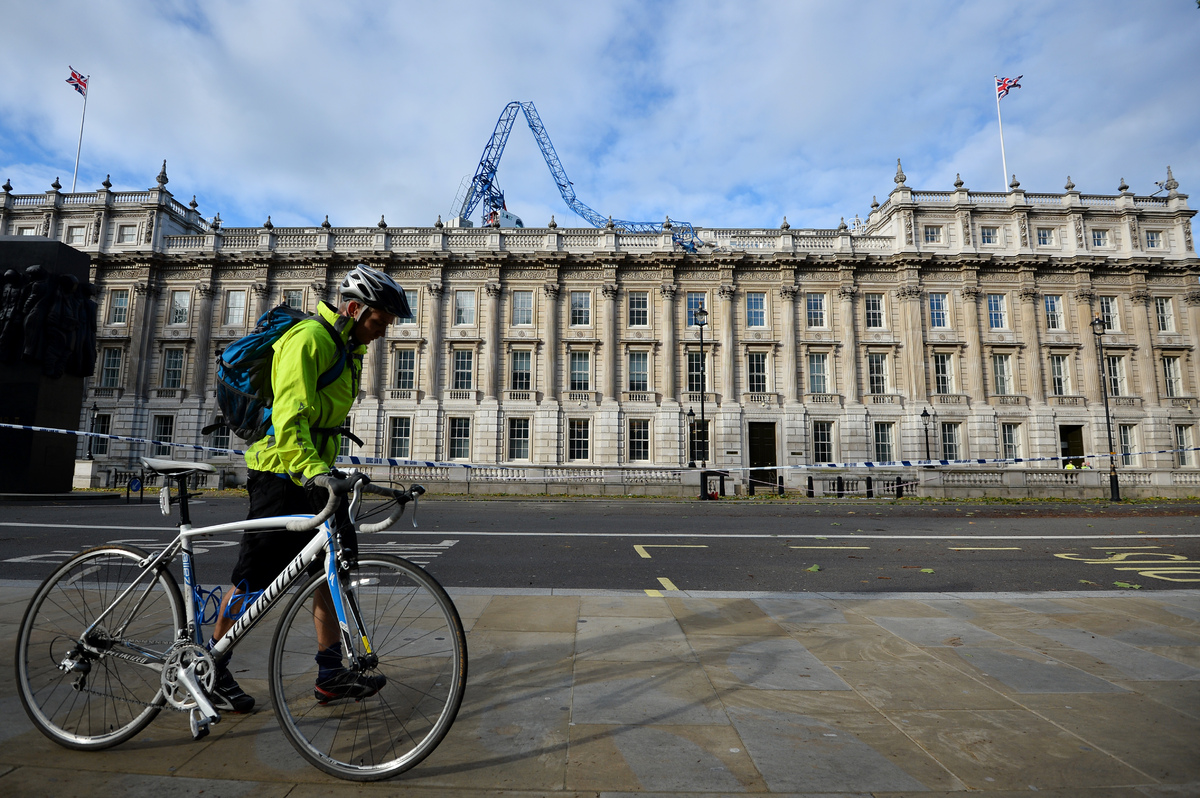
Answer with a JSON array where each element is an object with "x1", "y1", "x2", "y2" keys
[{"x1": 205, "y1": 305, "x2": 347, "y2": 444}]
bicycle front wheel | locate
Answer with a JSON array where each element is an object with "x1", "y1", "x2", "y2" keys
[
  {"x1": 269, "y1": 554, "x2": 467, "y2": 781},
  {"x1": 15, "y1": 545, "x2": 186, "y2": 749}
]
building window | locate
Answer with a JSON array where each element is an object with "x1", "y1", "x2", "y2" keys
[
  {"x1": 806, "y1": 293, "x2": 826, "y2": 328},
  {"x1": 808, "y1": 352, "x2": 828, "y2": 394},
  {"x1": 339, "y1": 421, "x2": 354, "y2": 457},
  {"x1": 747, "y1": 352, "x2": 767, "y2": 393},
  {"x1": 1105, "y1": 354, "x2": 1127, "y2": 397},
  {"x1": 168, "y1": 290, "x2": 190, "y2": 325},
  {"x1": 508, "y1": 418, "x2": 530, "y2": 460},
  {"x1": 1050, "y1": 354, "x2": 1072, "y2": 396},
  {"x1": 987, "y1": 294, "x2": 1007, "y2": 329},
  {"x1": 687, "y1": 351, "x2": 705, "y2": 393},
  {"x1": 992, "y1": 353, "x2": 1013, "y2": 395},
  {"x1": 941, "y1": 422, "x2": 960, "y2": 461},
  {"x1": 873, "y1": 422, "x2": 893, "y2": 462},
  {"x1": 511, "y1": 290, "x2": 533, "y2": 326},
  {"x1": 569, "y1": 351, "x2": 590, "y2": 391},
  {"x1": 1092, "y1": 229, "x2": 1109, "y2": 248},
  {"x1": 864, "y1": 293, "x2": 884, "y2": 329},
  {"x1": 209, "y1": 419, "x2": 230, "y2": 458},
  {"x1": 626, "y1": 290, "x2": 649, "y2": 327},
  {"x1": 454, "y1": 290, "x2": 475, "y2": 325},
  {"x1": 1119, "y1": 424, "x2": 1136, "y2": 467},
  {"x1": 867, "y1": 352, "x2": 888, "y2": 394},
  {"x1": 929, "y1": 293, "x2": 948, "y2": 328},
  {"x1": 283, "y1": 289, "x2": 303, "y2": 310},
  {"x1": 93, "y1": 413, "x2": 111, "y2": 455},
  {"x1": 400, "y1": 289, "x2": 417, "y2": 323},
  {"x1": 1146, "y1": 230, "x2": 1162, "y2": 249},
  {"x1": 66, "y1": 225, "x2": 85, "y2": 245},
  {"x1": 17, "y1": 226, "x2": 37, "y2": 236},
  {"x1": 980, "y1": 226, "x2": 998, "y2": 245},
  {"x1": 448, "y1": 418, "x2": 471, "y2": 459},
  {"x1": 746, "y1": 292, "x2": 766, "y2": 328},
  {"x1": 388, "y1": 417, "x2": 411, "y2": 459},
  {"x1": 117, "y1": 224, "x2": 137, "y2": 244},
  {"x1": 628, "y1": 351, "x2": 648, "y2": 392},
  {"x1": 689, "y1": 419, "x2": 709, "y2": 464},
  {"x1": 812, "y1": 421, "x2": 833, "y2": 463},
  {"x1": 686, "y1": 292, "x2": 706, "y2": 327},
  {"x1": 100, "y1": 347, "x2": 122, "y2": 388},
  {"x1": 1001, "y1": 423, "x2": 1021, "y2": 460},
  {"x1": 568, "y1": 419, "x2": 589, "y2": 460},
  {"x1": 1099, "y1": 296, "x2": 1120, "y2": 331},
  {"x1": 151, "y1": 415, "x2": 174, "y2": 457},
  {"x1": 1176, "y1": 425, "x2": 1193, "y2": 467},
  {"x1": 923, "y1": 225, "x2": 942, "y2": 244},
  {"x1": 570, "y1": 291, "x2": 591, "y2": 326},
  {"x1": 510, "y1": 350, "x2": 531, "y2": 391},
  {"x1": 628, "y1": 419, "x2": 649, "y2": 461},
  {"x1": 1163, "y1": 356, "x2": 1182, "y2": 398},
  {"x1": 162, "y1": 348, "x2": 184, "y2": 388},
  {"x1": 223, "y1": 290, "x2": 246, "y2": 326},
  {"x1": 394, "y1": 349, "x2": 415, "y2": 390},
  {"x1": 933, "y1": 353, "x2": 954, "y2": 394},
  {"x1": 1044, "y1": 295, "x2": 1064, "y2": 330},
  {"x1": 108, "y1": 289, "x2": 130, "y2": 325},
  {"x1": 1156, "y1": 297, "x2": 1175, "y2": 332},
  {"x1": 1037, "y1": 227, "x2": 1053, "y2": 246},
  {"x1": 452, "y1": 350, "x2": 473, "y2": 390}
]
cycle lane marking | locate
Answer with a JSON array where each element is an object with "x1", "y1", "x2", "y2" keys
[{"x1": 1053, "y1": 546, "x2": 1200, "y2": 583}]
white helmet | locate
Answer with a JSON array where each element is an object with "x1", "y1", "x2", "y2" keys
[{"x1": 340, "y1": 264, "x2": 412, "y2": 319}]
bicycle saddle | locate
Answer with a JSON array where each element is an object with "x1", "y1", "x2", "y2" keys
[{"x1": 140, "y1": 457, "x2": 217, "y2": 478}]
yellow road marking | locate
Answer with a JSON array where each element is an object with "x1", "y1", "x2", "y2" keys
[
  {"x1": 950, "y1": 547, "x2": 1022, "y2": 550},
  {"x1": 790, "y1": 546, "x2": 871, "y2": 550},
  {"x1": 657, "y1": 577, "x2": 679, "y2": 591},
  {"x1": 1090, "y1": 546, "x2": 1161, "y2": 550},
  {"x1": 634, "y1": 544, "x2": 707, "y2": 559},
  {"x1": 645, "y1": 589, "x2": 663, "y2": 597}
]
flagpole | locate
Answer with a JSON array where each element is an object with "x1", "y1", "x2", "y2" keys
[
  {"x1": 994, "y1": 76, "x2": 1009, "y2": 192},
  {"x1": 71, "y1": 74, "x2": 89, "y2": 193}
]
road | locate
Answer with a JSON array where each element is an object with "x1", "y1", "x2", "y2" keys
[{"x1": 2, "y1": 496, "x2": 1198, "y2": 593}]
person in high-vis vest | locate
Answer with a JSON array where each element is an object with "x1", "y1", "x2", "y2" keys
[{"x1": 207, "y1": 264, "x2": 412, "y2": 712}]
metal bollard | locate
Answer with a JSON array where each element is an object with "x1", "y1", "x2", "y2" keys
[
  {"x1": 777, "y1": 475, "x2": 784, "y2": 497},
  {"x1": 866, "y1": 475, "x2": 873, "y2": 498},
  {"x1": 896, "y1": 480, "x2": 904, "y2": 499},
  {"x1": 806, "y1": 475, "x2": 814, "y2": 498},
  {"x1": 836, "y1": 476, "x2": 844, "y2": 498}
]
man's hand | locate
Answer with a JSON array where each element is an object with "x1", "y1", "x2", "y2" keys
[{"x1": 305, "y1": 470, "x2": 361, "y2": 496}]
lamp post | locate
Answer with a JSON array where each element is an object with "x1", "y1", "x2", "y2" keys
[
  {"x1": 1090, "y1": 316, "x2": 1121, "y2": 501},
  {"x1": 86, "y1": 402, "x2": 98, "y2": 460},
  {"x1": 920, "y1": 407, "x2": 932, "y2": 467},
  {"x1": 686, "y1": 408, "x2": 696, "y2": 469}
]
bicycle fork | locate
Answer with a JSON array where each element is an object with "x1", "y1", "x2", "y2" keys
[{"x1": 325, "y1": 553, "x2": 378, "y2": 672}]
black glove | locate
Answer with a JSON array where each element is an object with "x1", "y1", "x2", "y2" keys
[{"x1": 304, "y1": 469, "x2": 357, "y2": 496}]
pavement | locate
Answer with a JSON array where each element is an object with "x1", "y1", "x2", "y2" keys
[{"x1": 2, "y1": 583, "x2": 1199, "y2": 797}]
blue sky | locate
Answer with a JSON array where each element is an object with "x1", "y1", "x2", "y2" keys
[{"x1": 3, "y1": 0, "x2": 1198, "y2": 231}]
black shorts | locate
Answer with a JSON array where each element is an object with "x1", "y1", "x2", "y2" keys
[{"x1": 229, "y1": 470, "x2": 355, "y2": 593}]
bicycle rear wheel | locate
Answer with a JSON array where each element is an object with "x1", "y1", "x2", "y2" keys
[
  {"x1": 268, "y1": 554, "x2": 467, "y2": 780},
  {"x1": 15, "y1": 545, "x2": 186, "y2": 749}
]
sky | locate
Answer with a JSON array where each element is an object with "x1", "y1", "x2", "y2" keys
[{"x1": 2, "y1": 0, "x2": 1198, "y2": 232}]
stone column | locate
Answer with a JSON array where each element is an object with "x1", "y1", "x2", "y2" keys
[
  {"x1": 251, "y1": 282, "x2": 270, "y2": 320},
  {"x1": 838, "y1": 285, "x2": 859, "y2": 402},
  {"x1": 602, "y1": 284, "x2": 618, "y2": 401},
  {"x1": 126, "y1": 282, "x2": 158, "y2": 396},
  {"x1": 1075, "y1": 290, "x2": 1101, "y2": 400},
  {"x1": 542, "y1": 283, "x2": 560, "y2": 401},
  {"x1": 1130, "y1": 290, "x2": 1160, "y2": 405},
  {"x1": 366, "y1": 338, "x2": 384, "y2": 399},
  {"x1": 718, "y1": 284, "x2": 735, "y2": 402},
  {"x1": 1187, "y1": 290, "x2": 1200, "y2": 397},
  {"x1": 898, "y1": 285, "x2": 925, "y2": 401},
  {"x1": 961, "y1": 287, "x2": 985, "y2": 402},
  {"x1": 780, "y1": 286, "x2": 798, "y2": 402},
  {"x1": 1018, "y1": 287, "x2": 1044, "y2": 404},
  {"x1": 191, "y1": 285, "x2": 216, "y2": 397},
  {"x1": 660, "y1": 284, "x2": 677, "y2": 402},
  {"x1": 424, "y1": 282, "x2": 443, "y2": 398},
  {"x1": 484, "y1": 282, "x2": 501, "y2": 400}
]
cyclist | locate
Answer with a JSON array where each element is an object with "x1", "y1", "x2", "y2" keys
[{"x1": 207, "y1": 264, "x2": 412, "y2": 712}]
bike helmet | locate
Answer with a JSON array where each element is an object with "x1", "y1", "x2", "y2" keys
[{"x1": 339, "y1": 264, "x2": 412, "y2": 320}]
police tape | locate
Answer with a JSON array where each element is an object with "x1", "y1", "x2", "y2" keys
[{"x1": 3, "y1": 420, "x2": 1198, "y2": 476}]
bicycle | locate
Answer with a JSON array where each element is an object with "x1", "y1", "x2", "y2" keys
[{"x1": 14, "y1": 456, "x2": 468, "y2": 781}]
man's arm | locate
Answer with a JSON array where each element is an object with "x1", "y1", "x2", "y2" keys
[{"x1": 270, "y1": 327, "x2": 332, "y2": 483}]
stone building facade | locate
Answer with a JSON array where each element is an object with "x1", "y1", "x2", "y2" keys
[{"x1": 2, "y1": 163, "x2": 1198, "y2": 497}]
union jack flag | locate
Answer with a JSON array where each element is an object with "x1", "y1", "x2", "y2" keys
[
  {"x1": 996, "y1": 75, "x2": 1022, "y2": 101},
  {"x1": 66, "y1": 67, "x2": 88, "y2": 97}
]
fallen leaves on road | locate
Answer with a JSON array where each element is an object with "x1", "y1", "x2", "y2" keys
[
  {"x1": 805, "y1": 564, "x2": 821, "y2": 572},
  {"x1": 1113, "y1": 581, "x2": 1142, "y2": 589}
]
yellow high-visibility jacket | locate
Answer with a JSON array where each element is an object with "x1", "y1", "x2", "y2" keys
[{"x1": 244, "y1": 301, "x2": 364, "y2": 484}]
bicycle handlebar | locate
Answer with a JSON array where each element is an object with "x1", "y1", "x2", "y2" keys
[
  {"x1": 284, "y1": 472, "x2": 367, "y2": 531},
  {"x1": 358, "y1": 483, "x2": 426, "y2": 533}
]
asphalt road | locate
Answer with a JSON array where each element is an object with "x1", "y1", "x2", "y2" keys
[{"x1": 2, "y1": 495, "x2": 1199, "y2": 594}]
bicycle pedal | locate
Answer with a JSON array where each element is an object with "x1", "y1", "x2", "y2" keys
[{"x1": 189, "y1": 713, "x2": 210, "y2": 741}]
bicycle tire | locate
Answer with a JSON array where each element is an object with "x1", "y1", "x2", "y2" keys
[
  {"x1": 15, "y1": 545, "x2": 187, "y2": 749},
  {"x1": 268, "y1": 554, "x2": 467, "y2": 780}
]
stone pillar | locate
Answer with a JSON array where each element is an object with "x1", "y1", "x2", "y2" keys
[
  {"x1": 484, "y1": 282, "x2": 501, "y2": 400},
  {"x1": 424, "y1": 282, "x2": 443, "y2": 398},
  {"x1": 191, "y1": 285, "x2": 216, "y2": 397},
  {"x1": 1187, "y1": 290, "x2": 1200, "y2": 397},
  {"x1": 838, "y1": 285, "x2": 859, "y2": 402},
  {"x1": 718, "y1": 284, "x2": 735, "y2": 402},
  {"x1": 601, "y1": 284, "x2": 618, "y2": 401},
  {"x1": 1018, "y1": 287, "x2": 1044, "y2": 404},
  {"x1": 660, "y1": 284, "x2": 677, "y2": 402},
  {"x1": 251, "y1": 282, "x2": 270, "y2": 320},
  {"x1": 366, "y1": 338, "x2": 384, "y2": 399},
  {"x1": 961, "y1": 287, "x2": 985, "y2": 402},
  {"x1": 1075, "y1": 290, "x2": 1101, "y2": 400},
  {"x1": 780, "y1": 286, "x2": 798, "y2": 403},
  {"x1": 898, "y1": 285, "x2": 925, "y2": 401},
  {"x1": 1130, "y1": 290, "x2": 1160, "y2": 405},
  {"x1": 542, "y1": 283, "x2": 560, "y2": 401},
  {"x1": 126, "y1": 282, "x2": 158, "y2": 395}
]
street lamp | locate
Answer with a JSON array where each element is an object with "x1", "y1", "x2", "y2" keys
[
  {"x1": 686, "y1": 408, "x2": 696, "y2": 469},
  {"x1": 920, "y1": 407, "x2": 932, "y2": 467},
  {"x1": 86, "y1": 402, "x2": 98, "y2": 460},
  {"x1": 1090, "y1": 315, "x2": 1121, "y2": 501}
]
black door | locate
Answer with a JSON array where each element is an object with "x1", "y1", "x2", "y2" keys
[{"x1": 748, "y1": 422, "x2": 777, "y2": 492}]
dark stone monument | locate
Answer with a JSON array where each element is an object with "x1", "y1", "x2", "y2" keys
[{"x1": 0, "y1": 237, "x2": 93, "y2": 492}]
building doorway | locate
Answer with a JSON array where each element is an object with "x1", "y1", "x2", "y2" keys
[
  {"x1": 1059, "y1": 425, "x2": 1085, "y2": 468},
  {"x1": 748, "y1": 422, "x2": 777, "y2": 492}
]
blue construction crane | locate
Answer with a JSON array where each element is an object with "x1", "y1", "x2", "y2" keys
[{"x1": 450, "y1": 101, "x2": 698, "y2": 250}]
